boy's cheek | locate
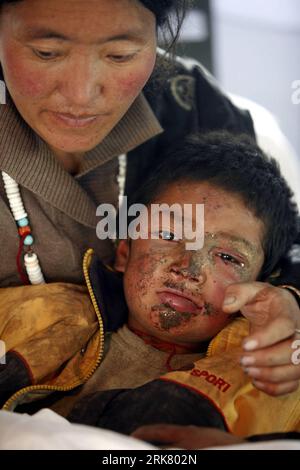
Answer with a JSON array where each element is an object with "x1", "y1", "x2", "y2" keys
[
  {"x1": 129, "y1": 248, "x2": 171, "y2": 278},
  {"x1": 124, "y1": 254, "x2": 164, "y2": 297},
  {"x1": 206, "y1": 277, "x2": 231, "y2": 313},
  {"x1": 200, "y1": 283, "x2": 234, "y2": 334},
  {"x1": 211, "y1": 265, "x2": 249, "y2": 293}
]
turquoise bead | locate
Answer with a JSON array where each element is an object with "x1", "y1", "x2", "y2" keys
[
  {"x1": 24, "y1": 235, "x2": 34, "y2": 246},
  {"x1": 17, "y1": 217, "x2": 29, "y2": 227}
]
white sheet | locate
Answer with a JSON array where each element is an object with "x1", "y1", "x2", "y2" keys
[{"x1": 1, "y1": 409, "x2": 299, "y2": 450}]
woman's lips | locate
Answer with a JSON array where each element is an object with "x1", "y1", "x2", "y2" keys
[
  {"x1": 48, "y1": 111, "x2": 104, "y2": 128},
  {"x1": 157, "y1": 291, "x2": 202, "y2": 314}
]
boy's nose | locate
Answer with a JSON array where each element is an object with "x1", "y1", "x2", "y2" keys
[{"x1": 170, "y1": 253, "x2": 207, "y2": 285}]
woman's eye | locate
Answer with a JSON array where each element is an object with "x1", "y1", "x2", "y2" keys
[
  {"x1": 107, "y1": 53, "x2": 136, "y2": 63},
  {"x1": 217, "y1": 253, "x2": 245, "y2": 268},
  {"x1": 158, "y1": 230, "x2": 179, "y2": 242},
  {"x1": 33, "y1": 49, "x2": 59, "y2": 60}
]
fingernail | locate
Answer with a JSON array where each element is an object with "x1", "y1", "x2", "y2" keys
[
  {"x1": 252, "y1": 379, "x2": 265, "y2": 388},
  {"x1": 240, "y1": 356, "x2": 255, "y2": 366},
  {"x1": 245, "y1": 367, "x2": 260, "y2": 377},
  {"x1": 223, "y1": 296, "x2": 236, "y2": 306},
  {"x1": 243, "y1": 339, "x2": 258, "y2": 351}
]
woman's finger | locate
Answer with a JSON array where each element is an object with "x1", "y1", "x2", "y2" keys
[
  {"x1": 132, "y1": 424, "x2": 186, "y2": 443},
  {"x1": 240, "y1": 336, "x2": 300, "y2": 368},
  {"x1": 251, "y1": 379, "x2": 299, "y2": 397}
]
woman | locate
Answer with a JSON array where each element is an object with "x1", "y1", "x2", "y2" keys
[{"x1": 0, "y1": 0, "x2": 299, "y2": 396}]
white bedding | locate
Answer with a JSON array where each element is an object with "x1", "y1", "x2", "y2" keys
[{"x1": 0, "y1": 409, "x2": 299, "y2": 450}]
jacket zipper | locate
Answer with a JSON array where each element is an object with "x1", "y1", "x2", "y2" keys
[
  {"x1": 205, "y1": 317, "x2": 249, "y2": 359},
  {"x1": 205, "y1": 341, "x2": 213, "y2": 358},
  {"x1": 2, "y1": 249, "x2": 105, "y2": 411}
]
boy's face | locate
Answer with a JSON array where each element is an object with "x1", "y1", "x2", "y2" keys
[{"x1": 115, "y1": 181, "x2": 265, "y2": 347}]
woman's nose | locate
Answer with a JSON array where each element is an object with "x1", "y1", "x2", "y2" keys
[{"x1": 59, "y1": 58, "x2": 103, "y2": 107}]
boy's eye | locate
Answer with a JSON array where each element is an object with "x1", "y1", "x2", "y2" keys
[
  {"x1": 159, "y1": 230, "x2": 179, "y2": 242},
  {"x1": 217, "y1": 252, "x2": 245, "y2": 268}
]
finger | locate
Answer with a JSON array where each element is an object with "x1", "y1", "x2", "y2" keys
[
  {"x1": 251, "y1": 379, "x2": 299, "y2": 397},
  {"x1": 222, "y1": 282, "x2": 267, "y2": 314},
  {"x1": 240, "y1": 337, "x2": 299, "y2": 367},
  {"x1": 243, "y1": 363, "x2": 300, "y2": 384},
  {"x1": 132, "y1": 424, "x2": 186, "y2": 443},
  {"x1": 242, "y1": 316, "x2": 296, "y2": 351},
  {"x1": 224, "y1": 285, "x2": 299, "y2": 350}
]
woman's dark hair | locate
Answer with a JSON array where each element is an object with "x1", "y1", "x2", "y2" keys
[
  {"x1": 0, "y1": 0, "x2": 189, "y2": 52},
  {"x1": 0, "y1": 0, "x2": 189, "y2": 84},
  {"x1": 128, "y1": 131, "x2": 299, "y2": 280},
  {"x1": 0, "y1": 0, "x2": 20, "y2": 4},
  {"x1": 140, "y1": 1, "x2": 189, "y2": 52}
]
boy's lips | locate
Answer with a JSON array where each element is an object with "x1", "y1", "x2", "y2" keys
[{"x1": 156, "y1": 289, "x2": 203, "y2": 314}]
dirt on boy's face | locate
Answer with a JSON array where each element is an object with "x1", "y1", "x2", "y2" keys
[{"x1": 116, "y1": 181, "x2": 265, "y2": 348}]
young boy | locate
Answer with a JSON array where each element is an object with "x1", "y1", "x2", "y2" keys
[{"x1": 1, "y1": 132, "x2": 299, "y2": 442}]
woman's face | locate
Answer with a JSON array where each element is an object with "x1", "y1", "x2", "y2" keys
[{"x1": 0, "y1": 0, "x2": 157, "y2": 155}]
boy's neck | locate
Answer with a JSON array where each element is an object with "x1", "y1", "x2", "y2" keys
[{"x1": 128, "y1": 325, "x2": 207, "y2": 355}]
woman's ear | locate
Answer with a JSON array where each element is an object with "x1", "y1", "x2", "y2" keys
[{"x1": 114, "y1": 240, "x2": 130, "y2": 273}]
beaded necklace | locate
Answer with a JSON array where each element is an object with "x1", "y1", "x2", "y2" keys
[
  {"x1": 2, "y1": 171, "x2": 45, "y2": 285},
  {"x1": 2, "y1": 154, "x2": 127, "y2": 285}
]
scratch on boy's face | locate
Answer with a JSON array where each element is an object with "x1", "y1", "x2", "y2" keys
[{"x1": 121, "y1": 181, "x2": 265, "y2": 348}]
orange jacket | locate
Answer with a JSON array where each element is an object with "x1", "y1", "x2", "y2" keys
[{"x1": 161, "y1": 317, "x2": 300, "y2": 437}]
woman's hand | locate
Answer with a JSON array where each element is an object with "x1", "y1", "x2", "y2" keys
[
  {"x1": 132, "y1": 424, "x2": 244, "y2": 449},
  {"x1": 223, "y1": 282, "x2": 300, "y2": 396}
]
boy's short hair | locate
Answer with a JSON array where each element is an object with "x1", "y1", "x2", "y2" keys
[{"x1": 128, "y1": 131, "x2": 299, "y2": 279}]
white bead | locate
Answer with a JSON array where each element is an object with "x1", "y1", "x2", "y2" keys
[
  {"x1": 9, "y1": 196, "x2": 24, "y2": 205},
  {"x1": 118, "y1": 154, "x2": 127, "y2": 198},
  {"x1": 11, "y1": 208, "x2": 25, "y2": 217},
  {"x1": 30, "y1": 277, "x2": 45, "y2": 286},
  {"x1": 8, "y1": 193, "x2": 22, "y2": 201},
  {"x1": 27, "y1": 267, "x2": 41, "y2": 275},
  {"x1": 3, "y1": 183, "x2": 19, "y2": 193},
  {"x1": 12, "y1": 208, "x2": 27, "y2": 217},
  {"x1": 9, "y1": 200, "x2": 24, "y2": 209},
  {"x1": 30, "y1": 276, "x2": 44, "y2": 283},
  {"x1": 14, "y1": 212, "x2": 28, "y2": 221},
  {"x1": 3, "y1": 178, "x2": 18, "y2": 186},
  {"x1": 5, "y1": 188, "x2": 19, "y2": 195},
  {"x1": 2, "y1": 172, "x2": 16, "y2": 185},
  {"x1": 24, "y1": 253, "x2": 38, "y2": 264},
  {"x1": 2, "y1": 172, "x2": 45, "y2": 285},
  {"x1": 28, "y1": 269, "x2": 42, "y2": 276},
  {"x1": 24, "y1": 253, "x2": 45, "y2": 285},
  {"x1": 10, "y1": 202, "x2": 24, "y2": 211},
  {"x1": 2, "y1": 172, "x2": 28, "y2": 222}
]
